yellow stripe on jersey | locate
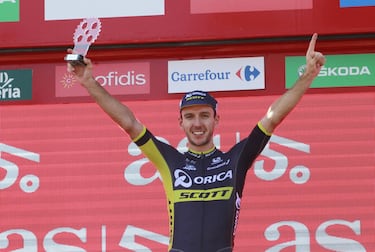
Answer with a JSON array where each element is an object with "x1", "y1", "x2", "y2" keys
[{"x1": 137, "y1": 138, "x2": 175, "y2": 250}]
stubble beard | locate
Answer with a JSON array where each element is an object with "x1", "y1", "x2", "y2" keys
[{"x1": 187, "y1": 132, "x2": 212, "y2": 150}]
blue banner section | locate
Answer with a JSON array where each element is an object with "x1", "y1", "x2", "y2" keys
[{"x1": 340, "y1": 0, "x2": 375, "y2": 7}]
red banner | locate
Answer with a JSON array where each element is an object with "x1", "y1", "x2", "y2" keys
[
  {"x1": 1, "y1": 0, "x2": 375, "y2": 48},
  {"x1": 0, "y1": 93, "x2": 374, "y2": 251}
]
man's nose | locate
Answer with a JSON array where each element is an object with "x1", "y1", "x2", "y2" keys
[{"x1": 192, "y1": 117, "x2": 202, "y2": 126}]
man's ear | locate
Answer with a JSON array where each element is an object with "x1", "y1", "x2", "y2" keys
[
  {"x1": 178, "y1": 116, "x2": 183, "y2": 129},
  {"x1": 214, "y1": 114, "x2": 220, "y2": 126}
]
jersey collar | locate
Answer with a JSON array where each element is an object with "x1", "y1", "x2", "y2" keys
[{"x1": 187, "y1": 146, "x2": 217, "y2": 158}]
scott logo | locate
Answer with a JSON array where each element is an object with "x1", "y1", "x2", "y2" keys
[
  {"x1": 174, "y1": 169, "x2": 233, "y2": 188},
  {"x1": 236, "y1": 65, "x2": 260, "y2": 81},
  {"x1": 177, "y1": 187, "x2": 233, "y2": 202}
]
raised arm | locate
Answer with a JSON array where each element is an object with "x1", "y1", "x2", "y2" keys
[
  {"x1": 67, "y1": 50, "x2": 144, "y2": 139},
  {"x1": 260, "y1": 33, "x2": 326, "y2": 134}
]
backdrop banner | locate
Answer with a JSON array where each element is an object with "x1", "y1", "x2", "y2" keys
[{"x1": 1, "y1": 93, "x2": 374, "y2": 251}]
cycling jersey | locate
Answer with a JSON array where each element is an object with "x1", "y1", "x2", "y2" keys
[{"x1": 133, "y1": 122, "x2": 271, "y2": 252}]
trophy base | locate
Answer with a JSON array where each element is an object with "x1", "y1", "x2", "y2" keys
[{"x1": 64, "y1": 54, "x2": 86, "y2": 66}]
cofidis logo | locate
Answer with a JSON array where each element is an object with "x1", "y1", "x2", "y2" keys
[
  {"x1": 0, "y1": 69, "x2": 33, "y2": 101},
  {"x1": 55, "y1": 62, "x2": 150, "y2": 97},
  {"x1": 168, "y1": 57, "x2": 265, "y2": 93}
]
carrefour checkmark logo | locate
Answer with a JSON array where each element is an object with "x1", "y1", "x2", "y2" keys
[{"x1": 236, "y1": 65, "x2": 260, "y2": 81}]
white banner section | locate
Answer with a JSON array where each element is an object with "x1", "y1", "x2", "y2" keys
[
  {"x1": 168, "y1": 57, "x2": 265, "y2": 93},
  {"x1": 45, "y1": 0, "x2": 165, "y2": 20}
]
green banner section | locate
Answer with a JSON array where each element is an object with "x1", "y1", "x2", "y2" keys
[
  {"x1": 285, "y1": 53, "x2": 375, "y2": 88},
  {"x1": 0, "y1": 0, "x2": 20, "y2": 22},
  {"x1": 0, "y1": 69, "x2": 33, "y2": 101}
]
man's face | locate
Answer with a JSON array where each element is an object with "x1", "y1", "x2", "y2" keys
[{"x1": 179, "y1": 105, "x2": 219, "y2": 152}]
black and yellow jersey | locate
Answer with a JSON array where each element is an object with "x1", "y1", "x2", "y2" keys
[{"x1": 133, "y1": 123, "x2": 271, "y2": 252}]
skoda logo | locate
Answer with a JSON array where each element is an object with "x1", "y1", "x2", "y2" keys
[
  {"x1": 174, "y1": 169, "x2": 192, "y2": 188},
  {"x1": 298, "y1": 65, "x2": 306, "y2": 77}
]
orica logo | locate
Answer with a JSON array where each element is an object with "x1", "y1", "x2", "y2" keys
[
  {"x1": 236, "y1": 65, "x2": 260, "y2": 81},
  {"x1": 174, "y1": 169, "x2": 233, "y2": 188},
  {"x1": 174, "y1": 169, "x2": 192, "y2": 188}
]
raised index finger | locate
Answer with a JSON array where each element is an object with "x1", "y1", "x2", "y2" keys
[{"x1": 306, "y1": 33, "x2": 318, "y2": 57}]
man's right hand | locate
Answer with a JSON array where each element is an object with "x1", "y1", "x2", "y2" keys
[{"x1": 66, "y1": 49, "x2": 96, "y2": 88}]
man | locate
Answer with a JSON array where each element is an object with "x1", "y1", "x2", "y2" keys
[{"x1": 67, "y1": 33, "x2": 325, "y2": 252}]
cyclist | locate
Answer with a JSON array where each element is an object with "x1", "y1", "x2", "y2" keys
[{"x1": 67, "y1": 33, "x2": 325, "y2": 252}]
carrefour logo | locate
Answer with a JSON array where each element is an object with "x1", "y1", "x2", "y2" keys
[
  {"x1": 236, "y1": 65, "x2": 261, "y2": 81},
  {"x1": 170, "y1": 65, "x2": 260, "y2": 83},
  {"x1": 168, "y1": 57, "x2": 265, "y2": 93},
  {"x1": 170, "y1": 69, "x2": 231, "y2": 83}
]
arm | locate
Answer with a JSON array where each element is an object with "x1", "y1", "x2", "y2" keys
[
  {"x1": 66, "y1": 50, "x2": 144, "y2": 139},
  {"x1": 260, "y1": 33, "x2": 326, "y2": 134}
]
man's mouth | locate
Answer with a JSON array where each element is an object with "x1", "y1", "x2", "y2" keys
[{"x1": 192, "y1": 131, "x2": 204, "y2": 135}]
